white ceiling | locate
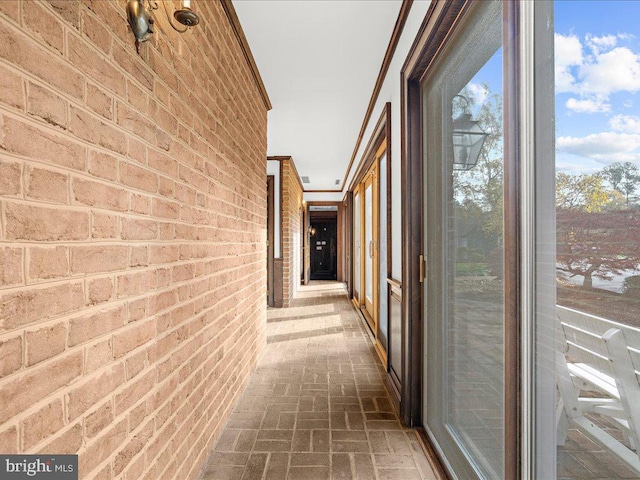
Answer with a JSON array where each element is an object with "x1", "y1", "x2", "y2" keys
[{"x1": 233, "y1": 0, "x2": 402, "y2": 192}]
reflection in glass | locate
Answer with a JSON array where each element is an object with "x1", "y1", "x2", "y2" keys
[
  {"x1": 422, "y1": 1, "x2": 504, "y2": 477},
  {"x1": 379, "y1": 153, "x2": 389, "y2": 351},
  {"x1": 354, "y1": 191, "x2": 361, "y2": 300},
  {"x1": 554, "y1": 2, "x2": 640, "y2": 478},
  {"x1": 365, "y1": 183, "x2": 373, "y2": 304},
  {"x1": 445, "y1": 64, "x2": 504, "y2": 479}
]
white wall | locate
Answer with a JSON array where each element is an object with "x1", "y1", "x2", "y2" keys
[
  {"x1": 301, "y1": 1, "x2": 431, "y2": 282},
  {"x1": 267, "y1": 160, "x2": 281, "y2": 258},
  {"x1": 343, "y1": 0, "x2": 431, "y2": 281}
]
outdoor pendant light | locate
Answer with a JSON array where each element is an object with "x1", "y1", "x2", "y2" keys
[{"x1": 452, "y1": 95, "x2": 489, "y2": 171}]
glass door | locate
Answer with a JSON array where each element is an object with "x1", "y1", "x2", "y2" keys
[
  {"x1": 537, "y1": 2, "x2": 640, "y2": 478},
  {"x1": 362, "y1": 162, "x2": 378, "y2": 333},
  {"x1": 422, "y1": 1, "x2": 505, "y2": 478},
  {"x1": 353, "y1": 187, "x2": 362, "y2": 307}
]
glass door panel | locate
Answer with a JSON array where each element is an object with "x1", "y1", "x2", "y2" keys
[
  {"x1": 353, "y1": 189, "x2": 361, "y2": 304},
  {"x1": 363, "y1": 164, "x2": 377, "y2": 333},
  {"x1": 546, "y1": 2, "x2": 640, "y2": 478},
  {"x1": 365, "y1": 181, "x2": 373, "y2": 309},
  {"x1": 422, "y1": 1, "x2": 504, "y2": 478},
  {"x1": 378, "y1": 152, "x2": 388, "y2": 352}
]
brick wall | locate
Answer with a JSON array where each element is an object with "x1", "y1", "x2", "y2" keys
[
  {"x1": 280, "y1": 158, "x2": 303, "y2": 307},
  {"x1": 0, "y1": 1, "x2": 268, "y2": 479}
]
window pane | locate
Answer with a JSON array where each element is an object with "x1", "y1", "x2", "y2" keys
[
  {"x1": 365, "y1": 182, "x2": 373, "y2": 303},
  {"x1": 379, "y1": 152, "x2": 389, "y2": 351},
  {"x1": 553, "y1": 2, "x2": 640, "y2": 478},
  {"x1": 354, "y1": 192, "x2": 361, "y2": 299},
  {"x1": 422, "y1": 1, "x2": 504, "y2": 477}
]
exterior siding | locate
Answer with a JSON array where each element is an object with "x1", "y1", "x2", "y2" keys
[{"x1": 0, "y1": 1, "x2": 268, "y2": 479}]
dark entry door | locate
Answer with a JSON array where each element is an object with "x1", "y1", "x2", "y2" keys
[{"x1": 310, "y1": 220, "x2": 337, "y2": 280}]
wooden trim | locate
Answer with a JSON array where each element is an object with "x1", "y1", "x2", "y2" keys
[
  {"x1": 303, "y1": 189, "x2": 342, "y2": 193},
  {"x1": 306, "y1": 201, "x2": 341, "y2": 207},
  {"x1": 374, "y1": 340, "x2": 388, "y2": 367},
  {"x1": 384, "y1": 103, "x2": 393, "y2": 278},
  {"x1": 220, "y1": 0, "x2": 272, "y2": 111},
  {"x1": 268, "y1": 156, "x2": 304, "y2": 194},
  {"x1": 337, "y1": 203, "x2": 344, "y2": 282},
  {"x1": 402, "y1": 71, "x2": 423, "y2": 427},
  {"x1": 403, "y1": 1, "x2": 522, "y2": 478},
  {"x1": 298, "y1": 208, "x2": 307, "y2": 285},
  {"x1": 267, "y1": 176, "x2": 275, "y2": 307},
  {"x1": 308, "y1": 202, "x2": 341, "y2": 283},
  {"x1": 387, "y1": 277, "x2": 402, "y2": 289},
  {"x1": 352, "y1": 185, "x2": 363, "y2": 310},
  {"x1": 402, "y1": 1, "x2": 464, "y2": 82},
  {"x1": 303, "y1": 203, "x2": 310, "y2": 284},
  {"x1": 342, "y1": 0, "x2": 414, "y2": 189},
  {"x1": 278, "y1": 160, "x2": 284, "y2": 259},
  {"x1": 363, "y1": 162, "x2": 379, "y2": 336},
  {"x1": 349, "y1": 104, "x2": 391, "y2": 192},
  {"x1": 504, "y1": 2, "x2": 521, "y2": 478},
  {"x1": 401, "y1": 0, "x2": 467, "y2": 429},
  {"x1": 345, "y1": 193, "x2": 353, "y2": 299},
  {"x1": 273, "y1": 258, "x2": 284, "y2": 308},
  {"x1": 414, "y1": 430, "x2": 450, "y2": 480}
]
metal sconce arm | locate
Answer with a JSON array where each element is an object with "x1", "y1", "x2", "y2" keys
[{"x1": 126, "y1": 0, "x2": 200, "y2": 53}]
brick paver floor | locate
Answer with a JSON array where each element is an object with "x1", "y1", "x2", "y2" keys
[{"x1": 198, "y1": 281, "x2": 438, "y2": 480}]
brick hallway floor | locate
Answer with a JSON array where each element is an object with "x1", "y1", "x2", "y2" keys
[{"x1": 198, "y1": 281, "x2": 438, "y2": 480}]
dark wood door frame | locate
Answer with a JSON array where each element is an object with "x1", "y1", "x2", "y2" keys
[
  {"x1": 345, "y1": 193, "x2": 353, "y2": 298},
  {"x1": 401, "y1": 1, "x2": 522, "y2": 479},
  {"x1": 267, "y1": 176, "x2": 275, "y2": 307},
  {"x1": 307, "y1": 202, "x2": 342, "y2": 283},
  {"x1": 309, "y1": 215, "x2": 338, "y2": 280}
]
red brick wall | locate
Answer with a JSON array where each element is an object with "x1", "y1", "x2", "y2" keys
[
  {"x1": 281, "y1": 159, "x2": 303, "y2": 307},
  {"x1": 0, "y1": 1, "x2": 267, "y2": 479}
]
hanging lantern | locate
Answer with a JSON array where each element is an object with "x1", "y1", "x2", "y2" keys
[{"x1": 452, "y1": 97, "x2": 489, "y2": 171}]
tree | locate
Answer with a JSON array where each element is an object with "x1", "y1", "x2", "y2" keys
[
  {"x1": 556, "y1": 172, "x2": 612, "y2": 212},
  {"x1": 454, "y1": 85, "x2": 504, "y2": 238},
  {"x1": 556, "y1": 208, "x2": 640, "y2": 288},
  {"x1": 602, "y1": 162, "x2": 640, "y2": 207}
]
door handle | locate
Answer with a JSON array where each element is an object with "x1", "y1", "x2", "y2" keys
[{"x1": 369, "y1": 240, "x2": 374, "y2": 258}]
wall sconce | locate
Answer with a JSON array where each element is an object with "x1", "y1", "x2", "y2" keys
[
  {"x1": 126, "y1": 0, "x2": 200, "y2": 52},
  {"x1": 174, "y1": 0, "x2": 199, "y2": 26},
  {"x1": 452, "y1": 95, "x2": 489, "y2": 171},
  {"x1": 310, "y1": 227, "x2": 317, "y2": 236}
]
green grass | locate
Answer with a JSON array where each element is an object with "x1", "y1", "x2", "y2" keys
[{"x1": 455, "y1": 262, "x2": 490, "y2": 276}]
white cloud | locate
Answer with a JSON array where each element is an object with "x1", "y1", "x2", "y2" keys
[
  {"x1": 565, "y1": 97, "x2": 610, "y2": 113},
  {"x1": 555, "y1": 33, "x2": 583, "y2": 67},
  {"x1": 558, "y1": 132, "x2": 640, "y2": 163},
  {"x1": 467, "y1": 82, "x2": 488, "y2": 107},
  {"x1": 556, "y1": 159, "x2": 602, "y2": 175},
  {"x1": 579, "y1": 47, "x2": 640, "y2": 95},
  {"x1": 610, "y1": 115, "x2": 640, "y2": 133},
  {"x1": 555, "y1": 32, "x2": 640, "y2": 109},
  {"x1": 585, "y1": 33, "x2": 618, "y2": 55},
  {"x1": 555, "y1": 33, "x2": 583, "y2": 93}
]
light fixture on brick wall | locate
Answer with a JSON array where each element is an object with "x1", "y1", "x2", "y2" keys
[
  {"x1": 126, "y1": 0, "x2": 200, "y2": 52},
  {"x1": 174, "y1": 0, "x2": 200, "y2": 26}
]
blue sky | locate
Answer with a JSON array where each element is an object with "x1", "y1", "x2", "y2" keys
[{"x1": 555, "y1": 1, "x2": 640, "y2": 174}]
